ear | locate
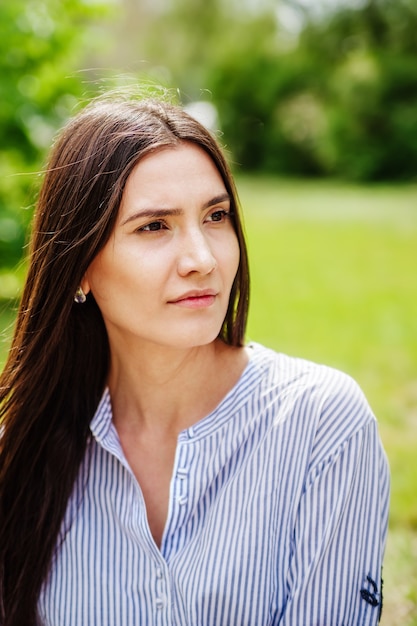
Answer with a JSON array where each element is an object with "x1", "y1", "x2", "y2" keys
[{"x1": 80, "y1": 274, "x2": 91, "y2": 296}]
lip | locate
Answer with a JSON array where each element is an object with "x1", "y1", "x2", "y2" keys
[{"x1": 168, "y1": 289, "x2": 218, "y2": 308}]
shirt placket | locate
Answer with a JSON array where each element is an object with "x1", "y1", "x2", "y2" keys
[
  {"x1": 152, "y1": 560, "x2": 171, "y2": 625},
  {"x1": 162, "y1": 428, "x2": 196, "y2": 562}
]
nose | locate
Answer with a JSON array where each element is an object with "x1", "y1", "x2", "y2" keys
[{"x1": 177, "y1": 227, "x2": 217, "y2": 276}]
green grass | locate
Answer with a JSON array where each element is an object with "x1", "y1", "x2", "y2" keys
[{"x1": 1, "y1": 176, "x2": 417, "y2": 623}]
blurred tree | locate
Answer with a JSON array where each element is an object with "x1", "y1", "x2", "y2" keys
[
  {"x1": 111, "y1": 1, "x2": 316, "y2": 173},
  {"x1": 203, "y1": 0, "x2": 417, "y2": 180},
  {"x1": 206, "y1": 16, "x2": 323, "y2": 175},
  {"x1": 103, "y1": 0, "x2": 230, "y2": 99},
  {"x1": 0, "y1": 0, "x2": 106, "y2": 269},
  {"x1": 297, "y1": 0, "x2": 417, "y2": 180}
]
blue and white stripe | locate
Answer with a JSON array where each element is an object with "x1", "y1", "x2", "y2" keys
[{"x1": 38, "y1": 342, "x2": 389, "y2": 625}]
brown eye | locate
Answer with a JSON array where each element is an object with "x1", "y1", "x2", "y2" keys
[
  {"x1": 208, "y1": 210, "x2": 228, "y2": 222},
  {"x1": 140, "y1": 221, "x2": 165, "y2": 232}
]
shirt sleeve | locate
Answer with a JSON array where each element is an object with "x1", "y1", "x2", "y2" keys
[{"x1": 279, "y1": 379, "x2": 390, "y2": 626}]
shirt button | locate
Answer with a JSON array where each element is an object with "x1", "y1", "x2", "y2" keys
[
  {"x1": 156, "y1": 568, "x2": 163, "y2": 579},
  {"x1": 177, "y1": 495, "x2": 188, "y2": 505},
  {"x1": 176, "y1": 467, "x2": 189, "y2": 479},
  {"x1": 155, "y1": 597, "x2": 166, "y2": 609}
]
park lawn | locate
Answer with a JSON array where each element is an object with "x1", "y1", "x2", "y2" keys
[{"x1": 1, "y1": 175, "x2": 417, "y2": 623}]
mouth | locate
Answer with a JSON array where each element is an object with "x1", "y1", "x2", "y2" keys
[{"x1": 168, "y1": 290, "x2": 218, "y2": 309}]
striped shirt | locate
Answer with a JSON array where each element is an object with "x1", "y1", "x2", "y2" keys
[{"x1": 38, "y1": 343, "x2": 390, "y2": 625}]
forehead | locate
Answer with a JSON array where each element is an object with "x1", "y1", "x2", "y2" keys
[{"x1": 124, "y1": 143, "x2": 226, "y2": 197}]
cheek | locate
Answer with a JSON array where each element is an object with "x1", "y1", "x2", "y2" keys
[
  {"x1": 84, "y1": 254, "x2": 112, "y2": 298},
  {"x1": 84, "y1": 247, "x2": 131, "y2": 304},
  {"x1": 225, "y1": 235, "x2": 240, "y2": 281}
]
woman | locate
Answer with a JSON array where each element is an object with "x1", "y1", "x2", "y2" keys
[{"x1": 0, "y1": 95, "x2": 389, "y2": 625}]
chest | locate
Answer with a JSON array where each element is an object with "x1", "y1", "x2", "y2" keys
[
  {"x1": 39, "y1": 437, "x2": 294, "y2": 626},
  {"x1": 120, "y1": 433, "x2": 178, "y2": 547},
  {"x1": 38, "y1": 408, "x2": 309, "y2": 626}
]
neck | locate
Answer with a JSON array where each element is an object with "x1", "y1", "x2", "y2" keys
[{"x1": 107, "y1": 339, "x2": 248, "y2": 437}]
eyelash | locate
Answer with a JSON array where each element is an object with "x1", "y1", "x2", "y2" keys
[
  {"x1": 137, "y1": 209, "x2": 231, "y2": 232},
  {"x1": 207, "y1": 209, "x2": 231, "y2": 223},
  {"x1": 138, "y1": 221, "x2": 167, "y2": 232}
]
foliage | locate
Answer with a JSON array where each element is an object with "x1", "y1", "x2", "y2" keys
[
  {"x1": 299, "y1": 0, "x2": 417, "y2": 180},
  {"x1": 205, "y1": 0, "x2": 417, "y2": 181},
  {"x1": 0, "y1": 0, "x2": 106, "y2": 268},
  {"x1": 207, "y1": 35, "x2": 322, "y2": 176}
]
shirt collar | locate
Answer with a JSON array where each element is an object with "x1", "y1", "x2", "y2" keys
[{"x1": 89, "y1": 387, "x2": 113, "y2": 444}]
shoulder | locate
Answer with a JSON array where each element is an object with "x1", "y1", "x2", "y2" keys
[{"x1": 247, "y1": 342, "x2": 377, "y2": 443}]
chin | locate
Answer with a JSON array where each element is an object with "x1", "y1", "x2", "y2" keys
[{"x1": 168, "y1": 327, "x2": 223, "y2": 350}]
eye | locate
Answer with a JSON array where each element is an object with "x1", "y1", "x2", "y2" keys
[
  {"x1": 138, "y1": 221, "x2": 166, "y2": 232},
  {"x1": 207, "y1": 209, "x2": 230, "y2": 223}
]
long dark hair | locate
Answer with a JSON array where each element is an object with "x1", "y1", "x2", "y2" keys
[{"x1": 0, "y1": 94, "x2": 249, "y2": 624}]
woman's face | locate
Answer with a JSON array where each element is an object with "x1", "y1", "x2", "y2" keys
[{"x1": 83, "y1": 142, "x2": 240, "y2": 353}]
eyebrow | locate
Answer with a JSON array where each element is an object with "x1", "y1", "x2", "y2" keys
[{"x1": 121, "y1": 193, "x2": 231, "y2": 226}]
